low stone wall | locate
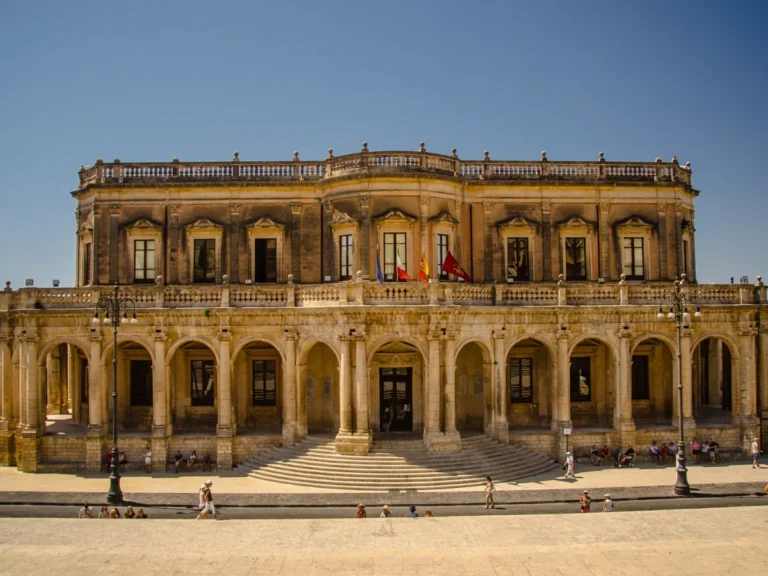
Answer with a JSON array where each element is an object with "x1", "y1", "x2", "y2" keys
[
  {"x1": 41, "y1": 436, "x2": 86, "y2": 463},
  {"x1": 233, "y1": 435, "x2": 283, "y2": 463},
  {"x1": 168, "y1": 436, "x2": 219, "y2": 462},
  {"x1": 509, "y1": 431, "x2": 558, "y2": 458}
]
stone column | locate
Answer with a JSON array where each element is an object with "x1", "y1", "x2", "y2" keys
[
  {"x1": 483, "y1": 201, "x2": 494, "y2": 282},
  {"x1": 282, "y1": 330, "x2": 298, "y2": 444},
  {"x1": 444, "y1": 334, "x2": 457, "y2": 434},
  {"x1": 67, "y1": 345, "x2": 80, "y2": 423},
  {"x1": 598, "y1": 202, "x2": 610, "y2": 280},
  {"x1": 542, "y1": 201, "x2": 552, "y2": 280},
  {"x1": 492, "y1": 329, "x2": 509, "y2": 442},
  {"x1": 216, "y1": 331, "x2": 233, "y2": 470},
  {"x1": 555, "y1": 331, "x2": 572, "y2": 431},
  {"x1": 296, "y1": 360, "x2": 308, "y2": 438},
  {"x1": 419, "y1": 195, "x2": 429, "y2": 267},
  {"x1": 657, "y1": 203, "x2": 669, "y2": 280},
  {"x1": 759, "y1": 328, "x2": 768, "y2": 414},
  {"x1": 708, "y1": 340, "x2": 723, "y2": 405},
  {"x1": 426, "y1": 332, "x2": 441, "y2": 438},
  {"x1": 85, "y1": 333, "x2": 103, "y2": 471},
  {"x1": 353, "y1": 332, "x2": 370, "y2": 437},
  {"x1": 618, "y1": 329, "x2": 635, "y2": 432},
  {"x1": 0, "y1": 337, "x2": 14, "y2": 466},
  {"x1": 738, "y1": 329, "x2": 758, "y2": 428},
  {"x1": 47, "y1": 347, "x2": 63, "y2": 415},
  {"x1": 91, "y1": 207, "x2": 101, "y2": 284},
  {"x1": 675, "y1": 204, "x2": 684, "y2": 279},
  {"x1": 359, "y1": 196, "x2": 370, "y2": 277},
  {"x1": 290, "y1": 202, "x2": 302, "y2": 282},
  {"x1": 24, "y1": 338, "x2": 40, "y2": 432},
  {"x1": 322, "y1": 199, "x2": 333, "y2": 282},
  {"x1": 681, "y1": 329, "x2": 695, "y2": 427},
  {"x1": 151, "y1": 333, "x2": 168, "y2": 470},
  {"x1": 338, "y1": 334, "x2": 352, "y2": 434},
  {"x1": 168, "y1": 205, "x2": 180, "y2": 284}
]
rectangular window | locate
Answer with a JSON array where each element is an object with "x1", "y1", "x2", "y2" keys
[
  {"x1": 252, "y1": 359, "x2": 277, "y2": 406},
  {"x1": 509, "y1": 358, "x2": 533, "y2": 403},
  {"x1": 570, "y1": 357, "x2": 591, "y2": 402},
  {"x1": 565, "y1": 238, "x2": 587, "y2": 280},
  {"x1": 383, "y1": 232, "x2": 406, "y2": 281},
  {"x1": 129, "y1": 360, "x2": 153, "y2": 406},
  {"x1": 622, "y1": 237, "x2": 645, "y2": 280},
  {"x1": 254, "y1": 238, "x2": 277, "y2": 283},
  {"x1": 507, "y1": 238, "x2": 530, "y2": 281},
  {"x1": 437, "y1": 234, "x2": 449, "y2": 280},
  {"x1": 80, "y1": 358, "x2": 89, "y2": 403},
  {"x1": 682, "y1": 239, "x2": 689, "y2": 276},
  {"x1": 134, "y1": 240, "x2": 156, "y2": 283},
  {"x1": 191, "y1": 360, "x2": 215, "y2": 406},
  {"x1": 339, "y1": 234, "x2": 353, "y2": 280},
  {"x1": 193, "y1": 239, "x2": 216, "y2": 283},
  {"x1": 631, "y1": 355, "x2": 650, "y2": 400},
  {"x1": 83, "y1": 244, "x2": 92, "y2": 286}
]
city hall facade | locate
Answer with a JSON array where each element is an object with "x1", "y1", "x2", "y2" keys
[{"x1": 0, "y1": 145, "x2": 766, "y2": 473}]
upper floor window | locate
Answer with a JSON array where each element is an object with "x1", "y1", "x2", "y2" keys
[
  {"x1": 383, "y1": 232, "x2": 406, "y2": 282},
  {"x1": 134, "y1": 240, "x2": 155, "y2": 283},
  {"x1": 252, "y1": 360, "x2": 277, "y2": 406},
  {"x1": 437, "y1": 234, "x2": 449, "y2": 280},
  {"x1": 82, "y1": 244, "x2": 92, "y2": 286},
  {"x1": 254, "y1": 238, "x2": 277, "y2": 283},
  {"x1": 565, "y1": 238, "x2": 587, "y2": 281},
  {"x1": 507, "y1": 238, "x2": 530, "y2": 282},
  {"x1": 339, "y1": 234, "x2": 353, "y2": 281},
  {"x1": 191, "y1": 360, "x2": 215, "y2": 406},
  {"x1": 622, "y1": 237, "x2": 645, "y2": 280},
  {"x1": 509, "y1": 358, "x2": 533, "y2": 403},
  {"x1": 193, "y1": 239, "x2": 216, "y2": 283},
  {"x1": 570, "y1": 357, "x2": 591, "y2": 401}
]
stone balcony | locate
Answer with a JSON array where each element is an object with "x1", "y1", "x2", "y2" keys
[
  {"x1": 1, "y1": 279, "x2": 764, "y2": 312},
  {"x1": 76, "y1": 147, "x2": 694, "y2": 190}
]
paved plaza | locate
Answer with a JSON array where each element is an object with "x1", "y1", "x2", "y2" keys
[{"x1": 0, "y1": 507, "x2": 766, "y2": 575}]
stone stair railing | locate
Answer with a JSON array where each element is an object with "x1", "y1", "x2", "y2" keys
[{"x1": 1, "y1": 277, "x2": 764, "y2": 312}]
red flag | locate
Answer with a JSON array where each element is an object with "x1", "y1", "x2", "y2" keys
[
  {"x1": 418, "y1": 252, "x2": 429, "y2": 283},
  {"x1": 441, "y1": 251, "x2": 471, "y2": 283},
  {"x1": 396, "y1": 249, "x2": 411, "y2": 281}
]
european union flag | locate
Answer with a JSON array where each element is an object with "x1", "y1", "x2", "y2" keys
[{"x1": 376, "y1": 244, "x2": 384, "y2": 284}]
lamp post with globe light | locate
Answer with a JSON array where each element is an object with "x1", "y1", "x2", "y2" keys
[
  {"x1": 657, "y1": 273, "x2": 702, "y2": 496},
  {"x1": 92, "y1": 283, "x2": 138, "y2": 504}
]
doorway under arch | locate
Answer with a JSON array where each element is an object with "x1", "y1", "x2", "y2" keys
[
  {"x1": 454, "y1": 341, "x2": 492, "y2": 434},
  {"x1": 693, "y1": 337, "x2": 736, "y2": 425}
]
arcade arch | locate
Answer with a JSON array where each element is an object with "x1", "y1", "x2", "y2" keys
[
  {"x1": 454, "y1": 341, "x2": 492, "y2": 434},
  {"x1": 506, "y1": 338, "x2": 555, "y2": 430}
]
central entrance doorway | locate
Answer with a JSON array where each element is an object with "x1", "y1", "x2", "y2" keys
[{"x1": 380, "y1": 367, "x2": 413, "y2": 432}]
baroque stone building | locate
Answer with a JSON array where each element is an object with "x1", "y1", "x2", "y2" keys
[{"x1": 1, "y1": 144, "x2": 766, "y2": 475}]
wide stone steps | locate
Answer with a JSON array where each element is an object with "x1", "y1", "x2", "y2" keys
[{"x1": 237, "y1": 434, "x2": 559, "y2": 490}]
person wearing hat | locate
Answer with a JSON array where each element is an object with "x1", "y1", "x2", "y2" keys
[
  {"x1": 564, "y1": 451, "x2": 575, "y2": 479},
  {"x1": 601, "y1": 494, "x2": 613, "y2": 512},
  {"x1": 579, "y1": 490, "x2": 591, "y2": 513},
  {"x1": 196, "y1": 480, "x2": 217, "y2": 519},
  {"x1": 356, "y1": 504, "x2": 367, "y2": 518},
  {"x1": 380, "y1": 505, "x2": 392, "y2": 518}
]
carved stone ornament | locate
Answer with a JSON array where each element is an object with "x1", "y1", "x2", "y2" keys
[
  {"x1": 126, "y1": 218, "x2": 163, "y2": 230},
  {"x1": 557, "y1": 216, "x2": 594, "y2": 231},
  {"x1": 245, "y1": 216, "x2": 285, "y2": 230},
  {"x1": 428, "y1": 211, "x2": 460, "y2": 226},
  {"x1": 497, "y1": 215, "x2": 538, "y2": 231},
  {"x1": 372, "y1": 208, "x2": 417, "y2": 223},
  {"x1": 615, "y1": 216, "x2": 653, "y2": 231},
  {"x1": 185, "y1": 218, "x2": 223, "y2": 230},
  {"x1": 329, "y1": 211, "x2": 357, "y2": 226}
]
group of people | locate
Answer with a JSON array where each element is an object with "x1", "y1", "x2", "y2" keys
[
  {"x1": 103, "y1": 450, "x2": 127, "y2": 473},
  {"x1": 687, "y1": 438, "x2": 722, "y2": 464},
  {"x1": 140, "y1": 446, "x2": 214, "y2": 474},
  {"x1": 196, "y1": 479, "x2": 218, "y2": 519},
  {"x1": 578, "y1": 490, "x2": 614, "y2": 513},
  {"x1": 78, "y1": 502, "x2": 148, "y2": 519},
  {"x1": 356, "y1": 504, "x2": 432, "y2": 518}
]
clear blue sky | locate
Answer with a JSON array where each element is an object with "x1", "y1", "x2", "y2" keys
[{"x1": 1, "y1": 1, "x2": 766, "y2": 287}]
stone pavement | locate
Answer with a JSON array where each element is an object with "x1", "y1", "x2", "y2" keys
[{"x1": 1, "y1": 507, "x2": 767, "y2": 575}]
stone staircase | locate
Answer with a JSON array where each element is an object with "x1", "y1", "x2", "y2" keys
[{"x1": 237, "y1": 434, "x2": 559, "y2": 491}]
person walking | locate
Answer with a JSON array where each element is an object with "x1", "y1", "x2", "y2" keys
[
  {"x1": 484, "y1": 476, "x2": 496, "y2": 509},
  {"x1": 752, "y1": 438, "x2": 762, "y2": 468},
  {"x1": 198, "y1": 481, "x2": 207, "y2": 510},
  {"x1": 579, "y1": 490, "x2": 591, "y2": 513},
  {"x1": 564, "y1": 451, "x2": 575, "y2": 479},
  {"x1": 78, "y1": 502, "x2": 94, "y2": 518},
  {"x1": 197, "y1": 480, "x2": 217, "y2": 519},
  {"x1": 601, "y1": 494, "x2": 614, "y2": 512}
]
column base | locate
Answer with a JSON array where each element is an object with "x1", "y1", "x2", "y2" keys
[
  {"x1": 0, "y1": 427, "x2": 16, "y2": 467},
  {"x1": 334, "y1": 431, "x2": 371, "y2": 455},
  {"x1": 682, "y1": 416, "x2": 697, "y2": 430},
  {"x1": 150, "y1": 428, "x2": 167, "y2": 471},
  {"x1": 216, "y1": 436, "x2": 234, "y2": 471},
  {"x1": 619, "y1": 419, "x2": 636, "y2": 433},
  {"x1": 424, "y1": 430, "x2": 462, "y2": 453},
  {"x1": 17, "y1": 434, "x2": 40, "y2": 473},
  {"x1": 492, "y1": 422, "x2": 510, "y2": 444},
  {"x1": 85, "y1": 435, "x2": 104, "y2": 472},
  {"x1": 282, "y1": 423, "x2": 298, "y2": 445}
]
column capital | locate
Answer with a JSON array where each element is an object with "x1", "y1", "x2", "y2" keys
[
  {"x1": 284, "y1": 330, "x2": 299, "y2": 342},
  {"x1": 440, "y1": 330, "x2": 458, "y2": 341},
  {"x1": 541, "y1": 200, "x2": 552, "y2": 213},
  {"x1": 359, "y1": 195, "x2": 370, "y2": 209},
  {"x1": 153, "y1": 332, "x2": 167, "y2": 343},
  {"x1": 599, "y1": 200, "x2": 610, "y2": 213},
  {"x1": 290, "y1": 202, "x2": 303, "y2": 216},
  {"x1": 491, "y1": 329, "x2": 507, "y2": 340},
  {"x1": 738, "y1": 327, "x2": 759, "y2": 338},
  {"x1": 351, "y1": 332, "x2": 368, "y2": 342},
  {"x1": 87, "y1": 331, "x2": 102, "y2": 343},
  {"x1": 218, "y1": 330, "x2": 232, "y2": 342},
  {"x1": 427, "y1": 330, "x2": 442, "y2": 342},
  {"x1": 618, "y1": 328, "x2": 633, "y2": 339},
  {"x1": 338, "y1": 333, "x2": 353, "y2": 342},
  {"x1": 229, "y1": 203, "x2": 240, "y2": 214},
  {"x1": 681, "y1": 328, "x2": 694, "y2": 338},
  {"x1": 556, "y1": 329, "x2": 571, "y2": 340},
  {"x1": 483, "y1": 200, "x2": 493, "y2": 213}
]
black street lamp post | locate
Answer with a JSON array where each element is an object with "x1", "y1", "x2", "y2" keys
[
  {"x1": 657, "y1": 273, "x2": 702, "y2": 496},
  {"x1": 93, "y1": 283, "x2": 137, "y2": 504}
]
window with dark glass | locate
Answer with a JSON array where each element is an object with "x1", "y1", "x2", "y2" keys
[
  {"x1": 631, "y1": 355, "x2": 650, "y2": 400},
  {"x1": 509, "y1": 358, "x2": 533, "y2": 403},
  {"x1": 565, "y1": 238, "x2": 587, "y2": 280},
  {"x1": 570, "y1": 357, "x2": 591, "y2": 401},
  {"x1": 437, "y1": 234, "x2": 449, "y2": 280},
  {"x1": 507, "y1": 238, "x2": 530, "y2": 281},
  {"x1": 193, "y1": 239, "x2": 216, "y2": 283},
  {"x1": 130, "y1": 360, "x2": 153, "y2": 406},
  {"x1": 134, "y1": 240, "x2": 156, "y2": 283},
  {"x1": 383, "y1": 232, "x2": 406, "y2": 281},
  {"x1": 191, "y1": 360, "x2": 215, "y2": 406},
  {"x1": 254, "y1": 238, "x2": 277, "y2": 283},
  {"x1": 252, "y1": 359, "x2": 277, "y2": 406},
  {"x1": 622, "y1": 237, "x2": 645, "y2": 280},
  {"x1": 83, "y1": 244, "x2": 92, "y2": 285},
  {"x1": 81, "y1": 358, "x2": 89, "y2": 402},
  {"x1": 339, "y1": 234, "x2": 353, "y2": 280}
]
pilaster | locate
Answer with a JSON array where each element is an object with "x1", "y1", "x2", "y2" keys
[
  {"x1": 657, "y1": 202, "x2": 669, "y2": 280},
  {"x1": 680, "y1": 328, "x2": 696, "y2": 429},
  {"x1": 617, "y1": 328, "x2": 635, "y2": 432},
  {"x1": 483, "y1": 201, "x2": 494, "y2": 282},
  {"x1": 0, "y1": 336, "x2": 15, "y2": 463},
  {"x1": 282, "y1": 330, "x2": 298, "y2": 444},
  {"x1": 168, "y1": 204, "x2": 180, "y2": 284},
  {"x1": 152, "y1": 331, "x2": 168, "y2": 443},
  {"x1": 353, "y1": 332, "x2": 371, "y2": 441},
  {"x1": 290, "y1": 202, "x2": 302, "y2": 282},
  {"x1": 598, "y1": 201, "x2": 610, "y2": 280},
  {"x1": 758, "y1": 326, "x2": 768, "y2": 414},
  {"x1": 554, "y1": 330, "x2": 572, "y2": 432},
  {"x1": 359, "y1": 195, "x2": 370, "y2": 278},
  {"x1": 108, "y1": 204, "x2": 120, "y2": 284},
  {"x1": 229, "y1": 203, "x2": 240, "y2": 283},
  {"x1": 216, "y1": 328, "x2": 235, "y2": 473},
  {"x1": 492, "y1": 329, "x2": 509, "y2": 442},
  {"x1": 737, "y1": 327, "x2": 759, "y2": 428},
  {"x1": 541, "y1": 201, "x2": 552, "y2": 281}
]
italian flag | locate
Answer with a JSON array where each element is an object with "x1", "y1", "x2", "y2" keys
[{"x1": 396, "y1": 249, "x2": 411, "y2": 281}]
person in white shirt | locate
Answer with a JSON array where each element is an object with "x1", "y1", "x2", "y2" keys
[
  {"x1": 601, "y1": 494, "x2": 613, "y2": 512},
  {"x1": 78, "y1": 502, "x2": 94, "y2": 518},
  {"x1": 752, "y1": 438, "x2": 762, "y2": 468},
  {"x1": 564, "y1": 452, "x2": 575, "y2": 479},
  {"x1": 379, "y1": 505, "x2": 392, "y2": 518}
]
